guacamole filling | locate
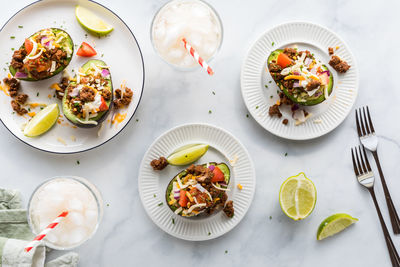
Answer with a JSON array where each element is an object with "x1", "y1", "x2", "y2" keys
[
  {"x1": 166, "y1": 163, "x2": 232, "y2": 217},
  {"x1": 10, "y1": 28, "x2": 73, "y2": 80},
  {"x1": 64, "y1": 62, "x2": 112, "y2": 126}
]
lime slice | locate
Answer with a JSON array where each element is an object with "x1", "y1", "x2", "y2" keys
[
  {"x1": 23, "y1": 103, "x2": 59, "y2": 137},
  {"x1": 75, "y1": 6, "x2": 114, "y2": 36},
  {"x1": 279, "y1": 172, "x2": 317, "y2": 220},
  {"x1": 317, "y1": 213, "x2": 358, "y2": 240},
  {"x1": 167, "y1": 144, "x2": 209, "y2": 166}
]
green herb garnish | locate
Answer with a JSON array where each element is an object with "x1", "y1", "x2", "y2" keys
[{"x1": 158, "y1": 202, "x2": 163, "y2": 206}]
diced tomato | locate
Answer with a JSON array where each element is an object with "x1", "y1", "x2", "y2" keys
[
  {"x1": 277, "y1": 53, "x2": 293, "y2": 68},
  {"x1": 178, "y1": 190, "x2": 188, "y2": 207},
  {"x1": 211, "y1": 167, "x2": 225, "y2": 183},
  {"x1": 98, "y1": 96, "x2": 109, "y2": 111},
  {"x1": 24, "y1": 39, "x2": 33, "y2": 54},
  {"x1": 76, "y1": 42, "x2": 97, "y2": 57}
]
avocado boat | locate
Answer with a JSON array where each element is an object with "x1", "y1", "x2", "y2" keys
[
  {"x1": 62, "y1": 59, "x2": 113, "y2": 128},
  {"x1": 166, "y1": 162, "x2": 230, "y2": 217},
  {"x1": 267, "y1": 48, "x2": 333, "y2": 106},
  {"x1": 9, "y1": 28, "x2": 73, "y2": 81}
]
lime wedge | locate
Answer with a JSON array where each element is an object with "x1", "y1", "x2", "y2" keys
[
  {"x1": 23, "y1": 103, "x2": 59, "y2": 137},
  {"x1": 279, "y1": 172, "x2": 317, "y2": 220},
  {"x1": 167, "y1": 144, "x2": 209, "y2": 166},
  {"x1": 75, "y1": 6, "x2": 114, "y2": 36},
  {"x1": 317, "y1": 213, "x2": 358, "y2": 240}
]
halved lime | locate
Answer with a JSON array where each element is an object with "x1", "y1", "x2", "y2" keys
[
  {"x1": 279, "y1": 172, "x2": 317, "y2": 221},
  {"x1": 23, "y1": 103, "x2": 59, "y2": 137},
  {"x1": 317, "y1": 213, "x2": 358, "y2": 240},
  {"x1": 75, "y1": 6, "x2": 114, "y2": 36},
  {"x1": 167, "y1": 144, "x2": 209, "y2": 166}
]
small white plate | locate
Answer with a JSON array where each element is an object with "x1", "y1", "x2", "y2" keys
[
  {"x1": 241, "y1": 21, "x2": 358, "y2": 140},
  {"x1": 0, "y1": 0, "x2": 144, "y2": 153},
  {"x1": 138, "y1": 123, "x2": 256, "y2": 241}
]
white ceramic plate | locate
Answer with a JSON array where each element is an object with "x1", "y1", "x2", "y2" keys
[
  {"x1": 138, "y1": 123, "x2": 255, "y2": 241},
  {"x1": 0, "y1": 0, "x2": 144, "y2": 153},
  {"x1": 241, "y1": 21, "x2": 358, "y2": 140}
]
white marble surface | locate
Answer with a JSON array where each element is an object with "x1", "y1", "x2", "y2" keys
[{"x1": 1, "y1": 0, "x2": 400, "y2": 266}]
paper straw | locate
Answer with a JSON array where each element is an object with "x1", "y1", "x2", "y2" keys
[
  {"x1": 182, "y1": 38, "x2": 214, "y2": 75},
  {"x1": 25, "y1": 211, "x2": 68, "y2": 252}
]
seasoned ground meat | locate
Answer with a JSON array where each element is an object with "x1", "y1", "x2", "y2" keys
[
  {"x1": 279, "y1": 92, "x2": 293, "y2": 105},
  {"x1": 268, "y1": 104, "x2": 282, "y2": 118},
  {"x1": 79, "y1": 86, "x2": 95, "y2": 102},
  {"x1": 223, "y1": 200, "x2": 234, "y2": 218},
  {"x1": 283, "y1": 48, "x2": 297, "y2": 58},
  {"x1": 268, "y1": 63, "x2": 282, "y2": 73},
  {"x1": 329, "y1": 55, "x2": 351, "y2": 73},
  {"x1": 15, "y1": 94, "x2": 28, "y2": 104},
  {"x1": 282, "y1": 119, "x2": 288, "y2": 125},
  {"x1": 187, "y1": 164, "x2": 206, "y2": 175},
  {"x1": 282, "y1": 79, "x2": 294, "y2": 89},
  {"x1": 306, "y1": 80, "x2": 321, "y2": 91},
  {"x1": 113, "y1": 88, "x2": 133, "y2": 109},
  {"x1": 150, "y1": 157, "x2": 168, "y2": 171},
  {"x1": 102, "y1": 89, "x2": 111, "y2": 101},
  {"x1": 270, "y1": 72, "x2": 284, "y2": 81},
  {"x1": 51, "y1": 49, "x2": 67, "y2": 62},
  {"x1": 195, "y1": 168, "x2": 214, "y2": 183},
  {"x1": 11, "y1": 100, "x2": 27, "y2": 115},
  {"x1": 10, "y1": 49, "x2": 26, "y2": 70},
  {"x1": 3, "y1": 77, "x2": 20, "y2": 97},
  {"x1": 328, "y1": 47, "x2": 334, "y2": 55},
  {"x1": 55, "y1": 77, "x2": 69, "y2": 100}
]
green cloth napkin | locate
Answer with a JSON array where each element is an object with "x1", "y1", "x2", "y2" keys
[{"x1": 0, "y1": 188, "x2": 79, "y2": 267}]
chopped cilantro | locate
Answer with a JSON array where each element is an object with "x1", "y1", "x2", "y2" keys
[
  {"x1": 40, "y1": 107, "x2": 43, "y2": 110},
  {"x1": 85, "y1": 33, "x2": 88, "y2": 38},
  {"x1": 172, "y1": 218, "x2": 175, "y2": 224},
  {"x1": 225, "y1": 250, "x2": 228, "y2": 254},
  {"x1": 212, "y1": 91, "x2": 215, "y2": 95},
  {"x1": 269, "y1": 81, "x2": 272, "y2": 83},
  {"x1": 270, "y1": 95, "x2": 273, "y2": 98},
  {"x1": 10, "y1": 36, "x2": 15, "y2": 39},
  {"x1": 272, "y1": 41, "x2": 275, "y2": 46},
  {"x1": 269, "y1": 216, "x2": 272, "y2": 220},
  {"x1": 256, "y1": 106, "x2": 259, "y2": 109},
  {"x1": 153, "y1": 194, "x2": 156, "y2": 198},
  {"x1": 284, "y1": 152, "x2": 288, "y2": 157},
  {"x1": 246, "y1": 114, "x2": 249, "y2": 118},
  {"x1": 208, "y1": 232, "x2": 211, "y2": 236},
  {"x1": 11, "y1": 112, "x2": 15, "y2": 115},
  {"x1": 158, "y1": 202, "x2": 163, "y2": 206},
  {"x1": 101, "y1": 53, "x2": 104, "y2": 57},
  {"x1": 3, "y1": 68, "x2": 6, "y2": 71},
  {"x1": 27, "y1": 108, "x2": 31, "y2": 112},
  {"x1": 136, "y1": 119, "x2": 139, "y2": 122},
  {"x1": 11, "y1": 48, "x2": 14, "y2": 51},
  {"x1": 106, "y1": 203, "x2": 110, "y2": 207},
  {"x1": 36, "y1": 92, "x2": 39, "y2": 97},
  {"x1": 77, "y1": 160, "x2": 80, "y2": 164},
  {"x1": 264, "y1": 85, "x2": 268, "y2": 88},
  {"x1": 18, "y1": 25, "x2": 23, "y2": 28},
  {"x1": 208, "y1": 110, "x2": 212, "y2": 114}
]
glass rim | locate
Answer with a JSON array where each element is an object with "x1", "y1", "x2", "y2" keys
[
  {"x1": 150, "y1": 0, "x2": 224, "y2": 71},
  {"x1": 27, "y1": 176, "x2": 104, "y2": 251}
]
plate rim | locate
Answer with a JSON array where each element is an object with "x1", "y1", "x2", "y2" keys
[
  {"x1": 137, "y1": 122, "x2": 256, "y2": 241},
  {"x1": 0, "y1": 0, "x2": 145, "y2": 154},
  {"x1": 240, "y1": 20, "x2": 359, "y2": 140}
]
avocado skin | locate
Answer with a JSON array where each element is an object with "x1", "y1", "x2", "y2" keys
[
  {"x1": 9, "y1": 28, "x2": 74, "y2": 81},
  {"x1": 267, "y1": 49, "x2": 334, "y2": 106},
  {"x1": 62, "y1": 59, "x2": 113, "y2": 128},
  {"x1": 165, "y1": 162, "x2": 230, "y2": 216}
]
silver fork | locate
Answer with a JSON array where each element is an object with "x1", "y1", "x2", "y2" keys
[
  {"x1": 356, "y1": 106, "x2": 400, "y2": 234},
  {"x1": 351, "y1": 146, "x2": 400, "y2": 267}
]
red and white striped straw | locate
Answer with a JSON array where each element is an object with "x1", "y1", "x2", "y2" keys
[
  {"x1": 25, "y1": 211, "x2": 68, "y2": 252},
  {"x1": 182, "y1": 38, "x2": 214, "y2": 75}
]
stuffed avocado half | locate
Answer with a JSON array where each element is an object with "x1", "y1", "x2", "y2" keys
[
  {"x1": 62, "y1": 59, "x2": 113, "y2": 128},
  {"x1": 166, "y1": 162, "x2": 230, "y2": 217},
  {"x1": 9, "y1": 28, "x2": 73, "y2": 81},
  {"x1": 267, "y1": 48, "x2": 333, "y2": 106}
]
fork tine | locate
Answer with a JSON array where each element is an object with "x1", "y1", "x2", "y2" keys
[
  {"x1": 362, "y1": 145, "x2": 372, "y2": 171},
  {"x1": 358, "y1": 146, "x2": 368, "y2": 173},
  {"x1": 363, "y1": 107, "x2": 371, "y2": 134},
  {"x1": 358, "y1": 108, "x2": 367, "y2": 136},
  {"x1": 355, "y1": 146, "x2": 364, "y2": 175},
  {"x1": 351, "y1": 148, "x2": 360, "y2": 176},
  {"x1": 355, "y1": 109, "x2": 362, "y2": 137},
  {"x1": 366, "y1": 106, "x2": 375, "y2": 133}
]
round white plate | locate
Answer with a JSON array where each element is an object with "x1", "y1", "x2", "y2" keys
[
  {"x1": 138, "y1": 123, "x2": 255, "y2": 241},
  {"x1": 0, "y1": 0, "x2": 144, "y2": 153},
  {"x1": 241, "y1": 21, "x2": 358, "y2": 140}
]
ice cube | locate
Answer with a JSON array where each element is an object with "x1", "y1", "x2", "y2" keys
[
  {"x1": 68, "y1": 211, "x2": 85, "y2": 226},
  {"x1": 66, "y1": 198, "x2": 84, "y2": 211},
  {"x1": 45, "y1": 231, "x2": 58, "y2": 244},
  {"x1": 85, "y1": 210, "x2": 98, "y2": 225},
  {"x1": 187, "y1": 33, "x2": 203, "y2": 49},
  {"x1": 168, "y1": 49, "x2": 184, "y2": 59},
  {"x1": 68, "y1": 227, "x2": 88, "y2": 245}
]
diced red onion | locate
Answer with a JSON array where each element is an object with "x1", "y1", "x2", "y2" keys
[
  {"x1": 14, "y1": 72, "x2": 27, "y2": 78},
  {"x1": 174, "y1": 194, "x2": 180, "y2": 200},
  {"x1": 320, "y1": 70, "x2": 330, "y2": 76},
  {"x1": 293, "y1": 81, "x2": 301, "y2": 88},
  {"x1": 208, "y1": 165, "x2": 215, "y2": 171},
  {"x1": 314, "y1": 91, "x2": 322, "y2": 97},
  {"x1": 293, "y1": 71, "x2": 300, "y2": 75},
  {"x1": 101, "y1": 69, "x2": 110, "y2": 77},
  {"x1": 219, "y1": 182, "x2": 227, "y2": 187}
]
